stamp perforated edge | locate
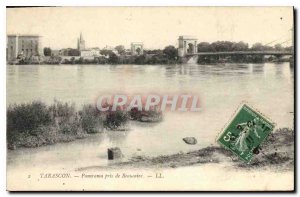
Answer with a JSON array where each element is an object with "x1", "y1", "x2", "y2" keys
[{"x1": 215, "y1": 101, "x2": 277, "y2": 163}]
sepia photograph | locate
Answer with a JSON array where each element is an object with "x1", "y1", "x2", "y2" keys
[{"x1": 6, "y1": 6, "x2": 294, "y2": 191}]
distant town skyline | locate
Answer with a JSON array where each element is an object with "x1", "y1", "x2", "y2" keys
[{"x1": 7, "y1": 7, "x2": 293, "y2": 50}]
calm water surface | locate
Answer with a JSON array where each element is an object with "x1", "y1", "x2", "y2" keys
[{"x1": 7, "y1": 63, "x2": 294, "y2": 170}]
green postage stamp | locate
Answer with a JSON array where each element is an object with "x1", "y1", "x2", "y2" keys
[{"x1": 217, "y1": 103, "x2": 275, "y2": 163}]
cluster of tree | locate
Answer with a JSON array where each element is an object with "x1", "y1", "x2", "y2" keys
[
  {"x1": 100, "y1": 49, "x2": 113, "y2": 56},
  {"x1": 197, "y1": 41, "x2": 291, "y2": 52},
  {"x1": 197, "y1": 55, "x2": 267, "y2": 64},
  {"x1": 58, "y1": 45, "x2": 178, "y2": 65},
  {"x1": 115, "y1": 45, "x2": 126, "y2": 55},
  {"x1": 196, "y1": 41, "x2": 292, "y2": 64},
  {"x1": 116, "y1": 45, "x2": 178, "y2": 64},
  {"x1": 99, "y1": 45, "x2": 126, "y2": 56},
  {"x1": 144, "y1": 49, "x2": 163, "y2": 55},
  {"x1": 60, "y1": 57, "x2": 108, "y2": 65},
  {"x1": 162, "y1": 46, "x2": 177, "y2": 60}
]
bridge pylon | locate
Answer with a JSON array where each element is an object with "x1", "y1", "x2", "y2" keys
[
  {"x1": 178, "y1": 36, "x2": 198, "y2": 63},
  {"x1": 178, "y1": 36, "x2": 198, "y2": 57}
]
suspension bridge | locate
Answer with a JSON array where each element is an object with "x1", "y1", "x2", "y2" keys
[{"x1": 178, "y1": 28, "x2": 294, "y2": 63}]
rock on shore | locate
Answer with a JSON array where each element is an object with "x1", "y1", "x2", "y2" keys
[{"x1": 182, "y1": 137, "x2": 197, "y2": 145}]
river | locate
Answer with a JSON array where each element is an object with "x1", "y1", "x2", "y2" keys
[{"x1": 7, "y1": 63, "x2": 294, "y2": 172}]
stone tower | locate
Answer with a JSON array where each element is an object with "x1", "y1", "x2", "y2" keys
[
  {"x1": 77, "y1": 32, "x2": 85, "y2": 50},
  {"x1": 178, "y1": 36, "x2": 198, "y2": 57},
  {"x1": 131, "y1": 42, "x2": 144, "y2": 55}
]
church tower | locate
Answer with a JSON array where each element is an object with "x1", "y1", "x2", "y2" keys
[{"x1": 77, "y1": 32, "x2": 85, "y2": 50}]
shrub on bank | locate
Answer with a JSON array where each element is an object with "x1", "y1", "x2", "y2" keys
[
  {"x1": 48, "y1": 101, "x2": 85, "y2": 136},
  {"x1": 7, "y1": 101, "x2": 133, "y2": 149},
  {"x1": 104, "y1": 109, "x2": 129, "y2": 131},
  {"x1": 79, "y1": 104, "x2": 104, "y2": 133},
  {"x1": 7, "y1": 101, "x2": 56, "y2": 148},
  {"x1": 129, "y1": 107, "x2": 163, "y2": 122},
  {"x1": 7, "y1": 101, "x2": 52, "y2": 135}
]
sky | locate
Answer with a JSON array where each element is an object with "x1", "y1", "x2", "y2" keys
[{"x1": 6, "y1": 7, "x2": 293, "y2": 50}]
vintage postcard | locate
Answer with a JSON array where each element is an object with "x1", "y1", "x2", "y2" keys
[{"x1": 6, "y1": 7, "x2": 294, "y2": 191}]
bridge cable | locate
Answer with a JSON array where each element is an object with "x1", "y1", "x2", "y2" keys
[{"x1": 264, "y1": 29, "x2": 292, "y2": 47}]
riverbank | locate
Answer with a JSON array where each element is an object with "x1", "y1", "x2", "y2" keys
[
  {"x1": 12, "y1": 53, "x2": 179, "y2": 65},
  {"x1": 11, "y1": 59, "x2": 291, "y2": 66},
  {"x1": 9, "y1": 53, "x2": 292, "y2": 65},
  {"x1": 6, "y1": 127, "x2": 294, "y2": 191},
  {"x1": 77, "y1": 128, "x2": 294, "y2": 171}
]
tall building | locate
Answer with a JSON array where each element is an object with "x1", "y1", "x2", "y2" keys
[
  {"x1": 77, "y1": 33, "x2": 85, "y2": 50},
  {"x1": 6, "y1": 34, "x2": 42, "y2": 61}
]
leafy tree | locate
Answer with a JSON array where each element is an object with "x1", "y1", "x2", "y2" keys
[
  {"x1": 197, "y1": 42, "x2": 213, "y2": 52},
  {"x1": 100, "y1": 49, "x2": 113, "y2": 56},
  {"x1": 144, "y1": 49, "x2": 163, "y2": 55},
  {"x1": 211, "y1": 41, "x2": 233, "y2": 52},
  {"x1": 134, "y1": 54, "x2": 146, "y2": 64},
  {"x1": 284, "y1": 46, "x2": 293, "y2": 52},
  {"x1": 231, "y1": 41, "x2": 249, "y2": 51},
  {"x1": 115, "y1": 45, "x2": 125, "y2": 55},
  {"x1": 163, "y1": 45, "x2": 177, "y2": 60},
  {"x1": 251, "y1": 43, "x2": 264, "y2": 51},
  {"x1": 108, "y1": 53, "x2": 119, "y2": 64},
  {"x1": 274, "y1": 44, "x2": 284, "y2": 51},
  {"x1": 262, "y1": 46, "x2": 274, "y2": 51},
  {"x1": 43, "y1": 47, "x2": 52, "y2": 56}
]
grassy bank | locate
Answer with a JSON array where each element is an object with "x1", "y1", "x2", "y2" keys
[
  {"x1": 7, "y1": 100, "x2": 163, "y2": 149},
  {"x1": 7, "y1": 101, "x2": 131, "y2": 149}
]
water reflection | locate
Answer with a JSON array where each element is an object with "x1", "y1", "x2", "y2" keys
[
  {"x1": 252, "y1": 64, "x2": 264, "y2": 73},
  {"x1": 164, "y1": 63, "x2": 268, "y2": 78}
]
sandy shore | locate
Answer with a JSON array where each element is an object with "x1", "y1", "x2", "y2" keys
[
  {"x1": 7, "y1": 128, "x2": 294, "y2": 191},
  {"x1": 78, "y1": 128, "x2": 294, "y2": 171}
]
